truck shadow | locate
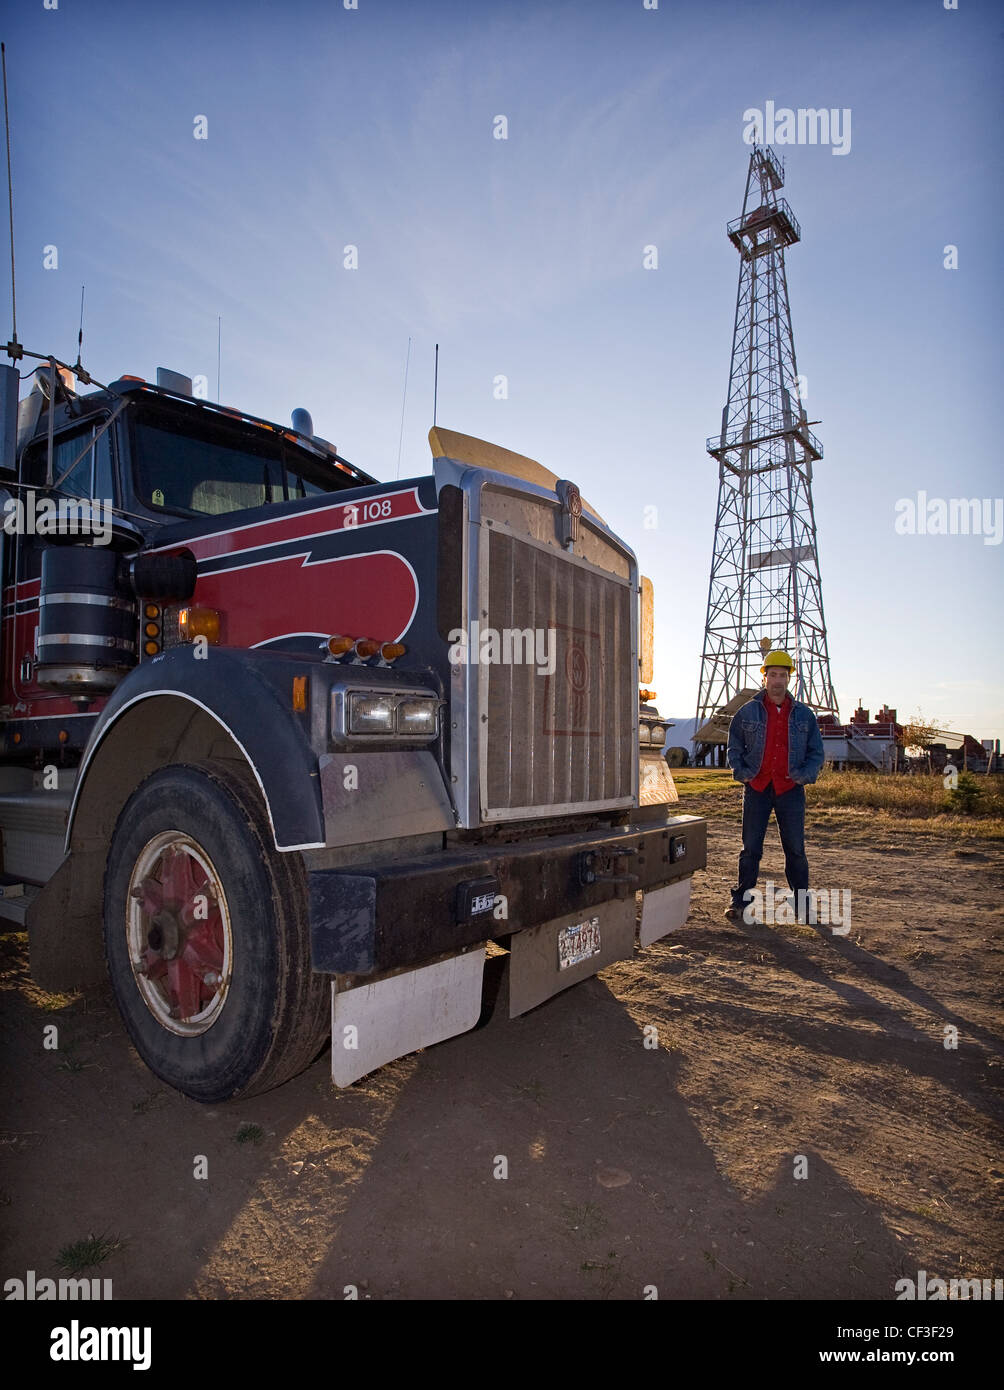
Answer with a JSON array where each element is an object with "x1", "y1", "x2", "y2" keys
[
  {"x1": 2, "y1": 928, "x2": 983, "y2": 1301},
  {"x1": 300, "y1": 966, "x2": 915, "y2": 1300}
]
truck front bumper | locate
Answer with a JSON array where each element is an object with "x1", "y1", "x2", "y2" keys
[{"x1": 307, "y1": 810, "x2": 707, "y2": 975}]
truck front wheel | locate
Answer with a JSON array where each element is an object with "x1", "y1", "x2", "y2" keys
[{"x1": 103, "y1": 761, "x2": 329, "y2": 1102}]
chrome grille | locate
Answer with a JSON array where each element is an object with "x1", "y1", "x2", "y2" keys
[{"x1": 482, "y1": 528, "x2": 634, "y2": 817}]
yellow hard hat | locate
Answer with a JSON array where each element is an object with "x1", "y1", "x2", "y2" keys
[{"x1": 761, "y1": 649, "x2": 795, "y2": 673}]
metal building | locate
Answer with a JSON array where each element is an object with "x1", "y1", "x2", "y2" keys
[{"x1": 694, "y1": 145, "x2": 838, "y2": 757}]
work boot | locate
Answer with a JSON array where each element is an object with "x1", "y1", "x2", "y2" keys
[{"x1": 794, "y1": 888, "x2": 817, "y2": 925}]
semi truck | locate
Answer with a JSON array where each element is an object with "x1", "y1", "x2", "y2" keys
[{"x1": 0, "y1": 352, "x2": 706, "y2": 1102}]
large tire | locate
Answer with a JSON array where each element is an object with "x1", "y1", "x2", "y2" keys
[{"x1": 102, "y1": 761, "x2": 329, "y2": 1102}]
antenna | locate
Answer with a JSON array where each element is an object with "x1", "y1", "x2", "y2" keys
[
  {"x1": 395, "y1": 335, "x2": 411, "y2": 479},
  {"x1": 433, "y1": 342, "x2": 439, "y2": 426},
  {"x1": 72, "y1": 284, "x2": 92, "y2": 383},
  {"x1": 1, "y1": 41, "x2": 21, "y2": 359},
  {"x1": 216, "y1": 314, "x2": 221, "y2": 401},
  {"x1": 74, "y1": 284, "x2": 84, "y2": 367},
  {"x1": 45, "y1": 357, "x2": 55, "y2": 486}
]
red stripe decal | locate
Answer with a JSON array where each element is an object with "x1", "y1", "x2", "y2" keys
[{"x1": 192, "y1": 549, "x2": 419, "y2": 648}]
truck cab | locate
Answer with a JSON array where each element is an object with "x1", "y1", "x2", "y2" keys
[{"x1": 0, "y1": 356, "x2": 706, "y2": 1102}]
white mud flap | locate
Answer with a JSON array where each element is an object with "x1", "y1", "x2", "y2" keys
[
  {"x1": 638, "y1": 877, "x2": 693, "y2": 947},
  {"x1": 331, "y1": 947, "x2": 485, "y2": 1087},
  {"x1": 508, "y1": 897, "x2": 636, "y2": 1019}
]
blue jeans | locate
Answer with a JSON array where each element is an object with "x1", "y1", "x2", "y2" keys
[{"x1": 732, "y1": 783, "x2": 809, "y2": 912}]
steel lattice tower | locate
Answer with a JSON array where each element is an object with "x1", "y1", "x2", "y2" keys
[{"x1": 695, "y1": 145, "x2": 838, "y2": 744}]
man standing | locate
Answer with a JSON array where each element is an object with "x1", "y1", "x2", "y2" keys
[{"x1": 725, "y1": 651, "x2": 824, "y2": 923}]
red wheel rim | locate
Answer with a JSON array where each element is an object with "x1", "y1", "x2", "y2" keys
[{"x1": 126, "y1": 831, "x2": 233, "y2": 1036}]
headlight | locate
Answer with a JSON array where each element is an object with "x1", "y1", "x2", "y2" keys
[
  {"x1": 347, "y1": 693, "x2": 396, "y2": 733},
  {"x1": 336, "y1": 688, "x2": 441, "y2": 741},
  {"x1": 398, "y1": 698, "x2": 438, "y2": 735}
]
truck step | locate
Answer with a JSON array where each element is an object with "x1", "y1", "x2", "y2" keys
[
  {"x1": 0, "y1": 882, "x2": 39, "y2": 929},
  {"x1": 0, "y1": 788, "x2": 73, "y2": 884}
]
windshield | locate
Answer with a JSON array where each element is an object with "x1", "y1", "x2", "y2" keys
[{"x1": 131, "y1": 404, "x2": 359, "y2": 517}]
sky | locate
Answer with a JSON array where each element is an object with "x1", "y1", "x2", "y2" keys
[{"x1": 5, "y1": 0, "x2": 1002, "y2": 738}]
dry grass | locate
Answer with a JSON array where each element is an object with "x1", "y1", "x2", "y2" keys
[
  {"x1": 813, "y1": 768, "x2": 1003, "y2": 817},
  {"x1": 671, "y1": 766, "x2": 1004, "y2": 840},
  {"x1": 812, "y1": 770, "x2": 1004, "y2": 835}
]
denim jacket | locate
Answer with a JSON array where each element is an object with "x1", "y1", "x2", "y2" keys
[{"x1": 726, "y1": 690, "x2": 825, "y2": 786}]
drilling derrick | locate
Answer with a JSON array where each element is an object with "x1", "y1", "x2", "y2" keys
[{"x1": 695, "y1": 145, "x2": 838, "y2": 754}]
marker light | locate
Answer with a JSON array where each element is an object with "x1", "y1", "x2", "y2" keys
[{"x1": 178, "y1": 607, "x2": 221, "y2": 644}]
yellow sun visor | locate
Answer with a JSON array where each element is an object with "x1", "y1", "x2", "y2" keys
[{"x1": 428, "y1": 426, "x2": 605, "y2": 525}]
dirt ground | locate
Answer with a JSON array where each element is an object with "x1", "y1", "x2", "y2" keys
[{"x1": 2, "y1": 796, "x2": 1002, "y2": 1301}]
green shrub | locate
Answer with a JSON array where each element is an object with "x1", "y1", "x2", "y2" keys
[{"x1": 944, "y1": 771, "x2": 983, "y2": 814}]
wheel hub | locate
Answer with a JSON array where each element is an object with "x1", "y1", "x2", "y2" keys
[{"x1": 126, "y1": 833, "x2": 233, "y2": 1036}]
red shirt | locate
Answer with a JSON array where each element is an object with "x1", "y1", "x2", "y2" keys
[{"x1": 750, "y1": 693, "x2": 796, "y2": 794}]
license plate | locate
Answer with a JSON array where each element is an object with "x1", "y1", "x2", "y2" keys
[{"x1": 558, "y1": 916, "x2": 601, "y2": 970}]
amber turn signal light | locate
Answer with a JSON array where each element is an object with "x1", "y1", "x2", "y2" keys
[{"x1": 178, "y1": 607, "x2": 221, "y2": 644}]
